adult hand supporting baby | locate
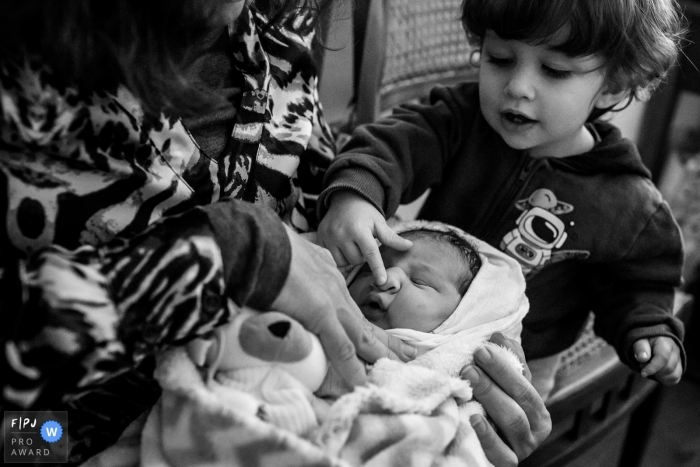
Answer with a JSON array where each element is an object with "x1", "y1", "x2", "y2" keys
[
  {"x1": 460, "y1": 333, "x2": 551, "y2": 466},
  {"x1": 317, "y1": 190, "x2": 412, "y2": 285},
  {"x1": 272, "y1": 226, "x2": 412, "y2": 389}
]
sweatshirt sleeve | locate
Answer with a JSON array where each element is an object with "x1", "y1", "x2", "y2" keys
[
  {"x1": 317, "y1": 83, "x2": 480, "y2": 220},
  {"x1": 1, "y1": 198, "x2": 290, "y2": 409},
  {"x1": 589, "y1": 200, "x2": 686, "y2": 372}
]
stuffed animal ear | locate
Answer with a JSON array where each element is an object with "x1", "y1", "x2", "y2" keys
[
  {"x1": 186, "y1": 327, "x2": 226, "y2": 383},
  {"x1": 187, "y1": 335, "x2": 218, "y2": 367}
]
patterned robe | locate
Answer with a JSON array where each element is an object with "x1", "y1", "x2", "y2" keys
[
  {"x1": 0, "y1": 6, "x2": 333, "y2": 257},
  {"x1": 0, "y1": 4, "x2": 333, "y2": 464}
]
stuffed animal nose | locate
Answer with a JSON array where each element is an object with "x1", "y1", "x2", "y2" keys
[
  {"x1": 268, "y1": 321, "x2": 291, "y2": 338},
  {"x1": 239, "y1": 312, "x2": 314, "y2": 363}
]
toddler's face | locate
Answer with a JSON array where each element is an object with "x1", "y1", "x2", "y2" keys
[
  {"x1": 479, "y1": 28, "x2": 613, "y2": 158},
  {"x1": 348, "y1": 238, "x2": 463, "y2": 332}
]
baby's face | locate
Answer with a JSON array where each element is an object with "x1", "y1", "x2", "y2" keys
[{"x1": 348, "y1": 238, "x2": 463, "y2": 332}]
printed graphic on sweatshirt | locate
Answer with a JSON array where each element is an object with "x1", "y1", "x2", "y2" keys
[{"x1": 500, "y1": 188, "x2": 589, "y2": 277}]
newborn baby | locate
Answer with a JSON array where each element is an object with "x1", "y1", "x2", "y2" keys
[
  {"x1": 316, "y1": 220, "x2": 530, "y2": 466},
  {"x1": 348, "y1": 227, "x2": 482, "y2": 333},
  {"x1": 93, "y1": 220, "x2": 529, "y2": 467},
  {"x1": 344, "y1": 220, "x2": 529, "y2": 371}
]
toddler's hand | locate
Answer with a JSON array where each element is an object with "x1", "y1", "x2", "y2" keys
[
  {"x1": 317, "y1": 190, "x2": 412, "y2": 285},
  {"x1": 633, "y1": 337, "x2": 682, "y2": 385}
]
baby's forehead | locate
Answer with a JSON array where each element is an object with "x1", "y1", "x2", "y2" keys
[
  {"x1": 385, "y1": 231, "x2": 467, "y2": 271},
  {"x1": 396, "y1": 230, "x2": 458, "y2": 254}
]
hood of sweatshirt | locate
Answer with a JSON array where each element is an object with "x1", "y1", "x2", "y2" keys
[{"x1": 548, "y1": 121, "x2": 652, "y2": 179}]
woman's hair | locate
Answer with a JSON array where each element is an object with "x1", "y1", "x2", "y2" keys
[
  {"x1": 0, "y1": 0, "x2": 334, "y2": 118},
  {"x1": 402, "y1": 229, "x2": 482, "y2": 296},
  {"x1": 460, "y1": 0, "x2": 686, "y2": 102}
]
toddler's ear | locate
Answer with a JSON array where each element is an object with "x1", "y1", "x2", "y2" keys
[{"x1": 594, "y1": 86, "x2": 630, "y2": 110}]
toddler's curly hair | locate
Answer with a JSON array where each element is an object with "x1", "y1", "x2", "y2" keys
[{"x1": 461, "y1": 0, "x2": 686, "y2": 102}]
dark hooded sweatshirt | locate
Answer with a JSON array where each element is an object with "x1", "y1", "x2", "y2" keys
[{"x1": 319, "y1": 82, "x2": 685, "y2": 370}]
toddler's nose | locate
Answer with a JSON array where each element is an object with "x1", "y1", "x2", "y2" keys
[{"x1": 505, "y1": 67, "x2": 535, "y2": 101}]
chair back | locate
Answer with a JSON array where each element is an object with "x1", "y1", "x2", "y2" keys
[
  {"x1": 521, "y1": 294, "x2": 693, "y2": 467},
  {"x1": 353, "y1": 0, "x2": 479, "y2": 125}
]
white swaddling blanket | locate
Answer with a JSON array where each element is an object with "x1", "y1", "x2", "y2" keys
[{"x1": 347, "y1": 219, "x2": 529, "y2": 376}]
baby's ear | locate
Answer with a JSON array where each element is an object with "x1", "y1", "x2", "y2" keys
[{"x1": 594, "y1": 86, "x2": 630, "y2": 110}]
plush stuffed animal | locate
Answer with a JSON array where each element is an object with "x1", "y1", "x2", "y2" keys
[
  {"x1": 184, "y1": 308, "x2": 330, "y2": 436},
  {"x1": 187, "y1": 308, "x2": 329, "y2": 392}
]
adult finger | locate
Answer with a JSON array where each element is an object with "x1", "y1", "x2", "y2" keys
[
  {"x1": 274, "y1": 228, "x2": 372, "y2": 388},
  {"x1": 462, "y1": 364, "x2": 528, "y2": 444},
  {"x1": 489, "y1": 332, "x2": 531, "y2": 382},
  {"x1": 369, "y1": 321, "x2": 418, "y2": 362},
  {"x1": 332, "y1": 293, "x2": 405, "y2": 363},
  {"x1": 312, "y1": 303, "x2": 368, "y2": 388},
  {"x1": 470, "y1": 414, "x2": 519, "y2": 467},
  {"x1": 468, "y1": 346, "x2": 551, "y2": 460},
  {"x1": 355, "y1": 234, "x2": 388, "y2": 285}
]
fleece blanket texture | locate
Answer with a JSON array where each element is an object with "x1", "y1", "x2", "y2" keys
[{"x1": 82, "y1": 221, "x2": 528, "y2": 467}]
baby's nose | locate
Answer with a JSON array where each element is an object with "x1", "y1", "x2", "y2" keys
[{"x1": 375, "y1": 267, "x2": 403, "y2": 293}]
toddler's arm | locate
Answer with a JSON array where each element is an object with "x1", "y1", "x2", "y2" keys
[
  {"x1": 317, "y1": 85, "x2": 478, "y2": 240},
  {"x1": 317, "y1": 190, "x2": 412, "y2": 285},
  {"x1": 633, "y1": 336, "x2": 683, "y2": 385},
  {"x1": 589, "y1": 201, "x2": 685, "y2": 372}
]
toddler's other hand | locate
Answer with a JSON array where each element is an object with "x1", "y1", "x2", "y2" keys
[
  {"x1": 317, "y1": 190, "x2": 412, "y2": 285},
  {"x1": 633, "y1": 337, "x2": 682, "y2": 385}
]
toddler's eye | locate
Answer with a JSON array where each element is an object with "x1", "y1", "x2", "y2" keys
[
  {"x1": 542, "y1": 65, "x2": 572, "y2": 79},
  {"x1": 485, "y1": 55, "x2": 511, "y2": 67}
]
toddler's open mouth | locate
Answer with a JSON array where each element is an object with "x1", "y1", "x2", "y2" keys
[{"x1": 502, "y1": 111, "x2": 536, "y2": 124}]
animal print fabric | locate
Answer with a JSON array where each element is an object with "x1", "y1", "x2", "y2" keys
[
  {"x1": 0, "y1": 4, "x2": 333, "y2": 258},
  {"x1": 1, "y1": 4, "x2": 331, "y2": 463}
]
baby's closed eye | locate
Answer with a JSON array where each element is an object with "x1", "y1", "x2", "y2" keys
[{"x1": 410, "y1": 277, "x2": 435, "y2": 289}]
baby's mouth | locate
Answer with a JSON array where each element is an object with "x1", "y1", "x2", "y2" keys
[
  {"x1": 502, "y1": 111, "x2": 536, "y2": 124},
  {"x1": 361, "y1": 299, "x2": 386, "y2": 320}
]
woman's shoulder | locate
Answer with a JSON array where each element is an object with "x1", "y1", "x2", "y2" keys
[
  {"x1": 0, "y1": 56, "x2": 203, "y2": 251},
  {"x1": 1, "y1": 57, "x2": 148, "y2": 151}
]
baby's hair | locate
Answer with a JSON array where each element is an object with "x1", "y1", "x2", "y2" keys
[
  {"x1": 401, "y1": 229, "x2": 482, "y2": 296},
  {"x1": 460, "y1": 0, "x2": 686, "y2": 104}
]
